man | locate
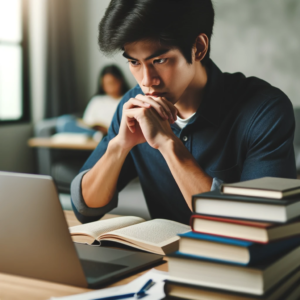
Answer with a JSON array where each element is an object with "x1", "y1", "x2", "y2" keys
[{"x1": 71, "y1": 0, "x2": 296, "y2": 225}]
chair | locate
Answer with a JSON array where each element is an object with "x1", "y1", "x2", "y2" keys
[{"x1": 34, "y1": 117, "x2": 92, "y2": 193}]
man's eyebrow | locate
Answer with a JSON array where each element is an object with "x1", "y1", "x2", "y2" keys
[
  {"x1": 122, "y1": 49, "x2": 170, "y2": 61},
  {"x1": 122, "y1": 52, "x2": 136, "y2": 60}
]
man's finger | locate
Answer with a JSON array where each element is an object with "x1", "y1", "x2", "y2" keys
[
  {"x1": 135, "y1": 94, "x2": 177, "y2": 123},
  {"x1": 135, "y1": 94, "x2": 170, "y2": 121},
  {"x1": 124, "y1": 108, "x2": 144, "y2": 132},
  {"x1": 124, "y1": 107, "x2": 147, "y2": 119},
  {"x1": 161, "y1": 97, "x2": 178, "y2": 121},
  {"x1": 123, "y1": 98, "x2": 151, "y2": 110},
  {"x1": 127, "y1": 118, "x2": 136, "y2": 133}
]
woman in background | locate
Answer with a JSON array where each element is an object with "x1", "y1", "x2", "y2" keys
[{"x1": 56, "y1": 65, "x2": 130, "y2": 140}]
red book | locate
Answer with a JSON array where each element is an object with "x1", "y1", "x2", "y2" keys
[{"x1": 190, "y1": 214, "x2": 300, "y2": 243}]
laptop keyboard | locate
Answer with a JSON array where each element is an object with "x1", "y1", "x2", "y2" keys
[{"x1": 80, "y1": 259, "x2": 126, "y2": 278}]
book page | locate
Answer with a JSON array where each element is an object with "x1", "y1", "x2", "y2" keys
[
  {"x1": 106, "y1": 219, "x2": 190, "y2": 246},
  {"x1": 69, "y1": 216, "x2": 145, "y2": 240}
]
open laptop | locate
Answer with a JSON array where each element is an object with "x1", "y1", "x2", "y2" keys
[{"x1": 0, "y1": 171, "x2": 163, "y2": 288}]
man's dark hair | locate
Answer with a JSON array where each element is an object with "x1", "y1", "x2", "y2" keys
[{"x1": 99, "y1": 0, "x2": 215, "y2": 65}]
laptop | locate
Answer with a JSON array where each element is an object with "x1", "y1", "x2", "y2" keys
[{"x1": 0, "y1": 171, "x2": 163, "y2": 288}]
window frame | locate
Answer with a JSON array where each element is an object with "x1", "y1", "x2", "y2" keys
[{"x1": 0, "y1": 0, "x2": 30, "y2": 125}]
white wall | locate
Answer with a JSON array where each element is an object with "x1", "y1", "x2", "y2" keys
[
  {"x1": 211, "y1": 0, "x2": 300, "y2": 106},
  {"x1": 70, "y1": 0, "x2": 300, "y2": 109}
]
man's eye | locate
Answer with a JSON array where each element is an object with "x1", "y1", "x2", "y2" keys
[
  {"x1": 154, "y1": 58, "x2": 167, "y2": 64},
  {"x1": 129, "y1": 60, "x2": 140, "y2": 66}
]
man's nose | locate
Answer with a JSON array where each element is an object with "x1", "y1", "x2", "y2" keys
[{"x1": 141, "y1": 66, "x2": 160, "y2": 87}]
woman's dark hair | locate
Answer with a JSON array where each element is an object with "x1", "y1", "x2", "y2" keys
[
  {"x1": 96, "y1": 64, "x2": 130, "y2": 96},
  {"x1": 99, "y1": 0, "x2": 214, "y2": 65}
]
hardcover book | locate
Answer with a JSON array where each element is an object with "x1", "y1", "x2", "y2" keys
[
  {"x1": 177, "y1": 231, "x2": 300, "y2": 265},
  {"x1": 164, "y1": 268, "x2": 300, "y2": 300},
  {"x1": 190, "y1": 214, "x2": 300, "y2": 243},
  {"x1": 221, "y1": 177, "x2": 300, "y2": 199},
  {"x1": 167, "y1": 245, "x2": 300, "y2": 295},
  {"x1": 192, "y1": 190, "x2": 300, "y2": 222}
]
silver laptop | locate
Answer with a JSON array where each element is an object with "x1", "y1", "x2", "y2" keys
[{"x1": 0, "y1": 171, "x2": 163, "y2": 288}]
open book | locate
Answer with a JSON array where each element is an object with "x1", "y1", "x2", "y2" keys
[
  {"x1": 77, "y1": 119, "x2": 108, "y2": 133},
  {"x1": 69, "y1": 216, "x2": 190, "y2": 255},
  {"x1": 51, "y1": 132, "x2": 103, "y2": 144}
]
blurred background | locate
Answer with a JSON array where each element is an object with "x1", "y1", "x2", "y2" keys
[{"x1": 0, "y1": 0, "x2": 299, "y2": 217}]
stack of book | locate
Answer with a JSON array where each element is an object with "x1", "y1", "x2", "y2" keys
[{"x1": 165, "y1": 177, "x2": 300, "y2": 299}]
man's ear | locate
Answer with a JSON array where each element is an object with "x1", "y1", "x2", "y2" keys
[{"x1": 193, "y1": 34, "x2": 209, "y2": 62}]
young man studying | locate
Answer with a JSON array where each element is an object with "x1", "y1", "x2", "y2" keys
[{"x1": 71, "y1": 0, "x2": 296, "y2": 225}]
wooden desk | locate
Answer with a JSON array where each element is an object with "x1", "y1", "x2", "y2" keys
[
  {"x1": 28, "y1": 137, "x2": 98, "y2": 150},
  {"x1": 0, "y1": 211, "x2": 168, "y2": 300}
]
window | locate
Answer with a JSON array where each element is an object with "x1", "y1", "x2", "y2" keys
[{"x1": 0, "y1": 0, "x2": 29, "y2": 123}]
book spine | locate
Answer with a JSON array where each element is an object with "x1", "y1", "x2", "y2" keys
[
  {"x1": 190, "y1": 229, "x2": 267, "y2": 244},
  {"x1": 173, "y1": 251, "x2": 247, "y2": 266},
  {"x1": 190, "y1": 214, "x2": 268, "y2": 243},
  {"x1": 191, "y1": 213, "x2": 275, "y2": 227},
  {"x1": 190, "y1": 212, "x2": 285, "y2": 224}
]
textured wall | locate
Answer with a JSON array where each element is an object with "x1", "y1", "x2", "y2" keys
[{"x1": 211, "y1": 0, "x2": 300, "y2": 106}]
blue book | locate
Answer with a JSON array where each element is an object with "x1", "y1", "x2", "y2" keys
[{"x1": 177, "y1": 231, "x2": 300, "y2": 265}]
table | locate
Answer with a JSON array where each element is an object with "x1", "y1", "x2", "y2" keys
[
  {"x1": 28, "y1": 137, "x2": 98, "y2": 150},
  {"x1": 0, "y1": 211, "x2": 168, "y2": 300}
]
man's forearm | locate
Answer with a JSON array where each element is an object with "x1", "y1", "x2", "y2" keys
[
  {"x1": 159, "y1": 137, "x2": 212, "y2": 210},
  {"x1": 82, "y1": 137, "x2": 130, "y2": 208}
]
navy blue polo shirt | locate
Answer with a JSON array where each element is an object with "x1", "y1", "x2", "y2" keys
[{"x1": 71, "y1": 59, "x2": 296, "y2": 225}]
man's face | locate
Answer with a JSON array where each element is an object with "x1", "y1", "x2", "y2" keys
[{"x1": 123, "y1": 39, "x2": 197, "y2": 104}]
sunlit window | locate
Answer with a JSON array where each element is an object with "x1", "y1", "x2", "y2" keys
[{"x1": 0, "y1": 0, "x2": 26, "y2": 121}]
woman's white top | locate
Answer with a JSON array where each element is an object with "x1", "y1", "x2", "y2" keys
[{"x1": 83, "y1": 95, "x2": 122, "y2": 128}]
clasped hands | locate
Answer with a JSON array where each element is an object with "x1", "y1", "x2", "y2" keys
[{"x1": 116, "y1": 94, "x2": 178, "y2": 151}]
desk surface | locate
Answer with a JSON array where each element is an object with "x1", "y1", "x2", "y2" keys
[
  {"x1": 28, "y1": 137, "x2": 98, "y2": 150},
  {"x1": 0, "y1": 211, "x2": 168, "y2": 300}
]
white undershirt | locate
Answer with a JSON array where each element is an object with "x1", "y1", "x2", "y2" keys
[{"x1": 175, "y1": 112, "x2": 196, "y2": 129}]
